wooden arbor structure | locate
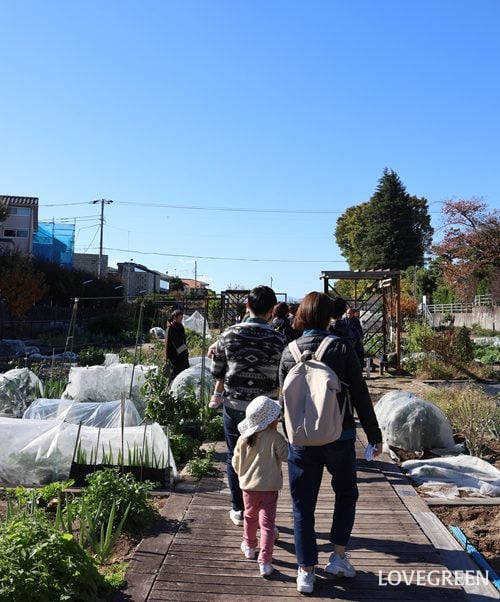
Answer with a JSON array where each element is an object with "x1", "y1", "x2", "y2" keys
[
  {"x1": 219, "y1": 290, "x2": 288, "y2": 330},
  {"x1": 320, "y1": 270, "x2": 402, "y2": 368}
]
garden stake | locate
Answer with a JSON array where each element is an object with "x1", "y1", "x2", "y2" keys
[
  {"x1": 129, "y1": 299, "x2": 145, "y2": 399},
  {"x1": 140, "y1": 422, "x2": 148, "y2": 481},
  {"x1": 94, "y1": 427, "x2": 101, "y2": 473},
  {"x1": 121, "y1": 392, "x2": 125, "y2": 474}
]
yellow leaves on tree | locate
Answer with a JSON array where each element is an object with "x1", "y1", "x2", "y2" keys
[{"x1": 0, "y1": 260, "x2": 47, "y2": 318}]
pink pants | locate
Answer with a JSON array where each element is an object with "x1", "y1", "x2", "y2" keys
[{"x1": 243, "y1": 490, "x2": 278, "y2": 564}]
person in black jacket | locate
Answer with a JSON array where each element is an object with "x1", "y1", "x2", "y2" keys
[
  {"x1": 166, "y1": 309, "x2": 189, "y2": 379},
  {"x1": 271, "y1": 302, "x2": 301, "y2": 342},
  {"x1": 279, "y1": 292, "x2": 382, "y2": 595},
  {"x1": 344, "y1": 307, "x2": 364, "y2": 365}
]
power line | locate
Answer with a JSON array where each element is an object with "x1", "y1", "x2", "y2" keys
[
  {"x1": 41, "y1": 199, "x2": 443, "y2": 214},
  {"x1": 101, "y1": 246, "x2": 347, "y2": 264}
]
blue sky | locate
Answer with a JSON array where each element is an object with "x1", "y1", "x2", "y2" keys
[{"x1": 1, "y1": 0, "x2": 499, "y2": 299}]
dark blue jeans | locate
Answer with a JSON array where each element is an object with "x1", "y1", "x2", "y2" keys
[
  {"x1": 288, "y1": 438, "x2": 359, "y2": 567},
  {"x1": 223, "y1": 405, "x2": 245, "y2": 513}
]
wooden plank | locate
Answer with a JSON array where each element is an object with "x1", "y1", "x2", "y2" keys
[
  {"x1": 120, "y1": 424, "x2": 485, "y2": 601},
  {"x1": 425, "y1": 497, "x2": 500, "y2": 506}
]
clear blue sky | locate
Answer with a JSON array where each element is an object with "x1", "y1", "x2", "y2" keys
[{"x1": 1, "y1": 0, "x2": 499, "y2": 299}]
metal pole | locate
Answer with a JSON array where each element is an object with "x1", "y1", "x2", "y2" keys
[{"x1": 91, "y1": 198, "x2": 113, "y2": 278}]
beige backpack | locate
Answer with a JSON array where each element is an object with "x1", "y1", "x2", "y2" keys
[{"x1": 281, "y1": 337, "x2": 347, "y2": 446}]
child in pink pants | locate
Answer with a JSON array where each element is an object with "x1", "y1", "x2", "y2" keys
[{"x1": 232, "y1": 396, "x2": 288, "y2": 577}]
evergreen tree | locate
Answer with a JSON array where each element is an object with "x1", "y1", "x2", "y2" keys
[{"x1": 335, "y1": 169, "x2": 433, "y2": 270}]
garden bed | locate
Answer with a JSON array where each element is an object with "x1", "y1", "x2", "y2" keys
[{"x1": 367, "y1": 376, "x2": 500, "y2": 579}]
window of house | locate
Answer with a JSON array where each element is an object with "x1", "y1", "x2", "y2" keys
[
  {"x1": 7, "y1": 207, "x2": 31, "y2": 216},
  {"x1": 3, "y1": 229, "x2": 29, "y2": 238}
]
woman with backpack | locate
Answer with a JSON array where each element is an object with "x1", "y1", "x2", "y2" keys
[{"x1": 278, "y1": 292, "x2": 383, "y2": 595}]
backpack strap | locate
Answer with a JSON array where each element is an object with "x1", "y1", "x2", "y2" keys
[
  {"x1": 288, "y1": 340, "x2": 302, "y2": 363},
  {"x1": 314, "y1": 336, "x2": 337, "y2": 361}
]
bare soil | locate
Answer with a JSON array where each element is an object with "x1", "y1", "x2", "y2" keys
[
  {"x1": 367, "y1": 376, "x2": 500, "y2": 575},
  {"x1": 431, "y1": 505, "x2": 500, "y2": 573}
]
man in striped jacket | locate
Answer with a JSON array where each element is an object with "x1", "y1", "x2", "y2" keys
[{"x1": 211, "y1": 285, "x2": 287, "y2": 526}]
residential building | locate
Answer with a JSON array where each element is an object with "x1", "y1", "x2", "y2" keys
[
  {"x1": 181, "y1": 278, "x2": 209, "y2": 292},
  {"x1": 117, "y1": 262, "x2": 169, "y2": 298},
  {"x1": 0, "y1": 195, "x2": 39, "y2": 254},
  {"x1": 73, "y1": 252, "x2": 108, "y2": 277}
]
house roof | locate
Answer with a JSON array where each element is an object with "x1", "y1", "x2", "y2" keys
[
  {"x1": 1, "y1": 195, "x2": 39, "y2": 229},
  {"x1": 1, "y1": 195, "x2": 39, "y2": 206},
  {"x1": 181, "y1": 278, "x2": 209, "y2": 288}
]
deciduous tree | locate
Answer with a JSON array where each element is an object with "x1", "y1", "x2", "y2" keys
[
  {"x1": 432, "y1": 199, "x2": 499, "y2": 302},
  {"x1": 0, "y1": 256, "x2": 46, "y2": 317}
]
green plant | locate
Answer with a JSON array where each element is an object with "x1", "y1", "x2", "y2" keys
[
  {"x1": 87, "y1": 314, "x2": 131, "y2": 336},
  {"x1": 203, "y1": 415, "x2": 224, "y2": 441},
  {"x1": 41, "y1": 378, "x2": 67, "y2": 398},
  {"x1": 185, "y1": 328, "x2": 207, "y2": 356},
  {"x1": 169, "y1": 432, "x2": 201, "y2": 465},
  {"x1": 0, "y1": 513, "x2": 110, "y2": 601},
  {"x1": 403, "y1": 320, "x2": 434, "y2": 354},
  {"x1": 474, "y1": 344, "x2": 500, "y2": 364},
  {"x1": 82, "y1": 499, "x2": 131, "y2": 564},
  {"x1": 143, "y1": 371, "x2": 203, "y2": 427},
  {"x1": 99, "y1": 560, "x2": 128, "y2": 589},
  {"x1": 78, "y1": 468, "x2": 156, "y2": 534},
  {"x1": 39, "y1": 479, "x2": 75, "y2": 505},
  {"x1": 78, "y1": 346, "x2": 106, "y2": 367},
  {"x1": 470, "y1": 324, "x2": 499, "y2": 337},
  {"x1": 186, "y1": 447, "x2": 217, "y2": 480}
]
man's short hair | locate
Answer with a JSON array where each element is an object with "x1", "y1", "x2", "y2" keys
[
  {"x1": 247, "y1": 286, "x2": 277, "y2": 316},
  {"x1": 331, "y1": 297, "x2": 347, "y2": 319}
]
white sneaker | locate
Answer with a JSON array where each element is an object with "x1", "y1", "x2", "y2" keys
[
  {"x1": 296, "y1": 567, "x2": 316, "y2": 594},
  {"x1": 240, "y1": 541, "x2": 257, "y2": 560},
  {"x1": 325, "y1": 552, "x2": 356, "y2": 578},
  {"x1": 259, "y1": 562, "x2": 274, "y2": 577},
  {"x1": 229, "y1": 509, "x2": 243, "y2": 526}
]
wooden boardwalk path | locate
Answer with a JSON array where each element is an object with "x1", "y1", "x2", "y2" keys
[{"x1": 119, "y1": 430, "x2": 499, "y2": 601}]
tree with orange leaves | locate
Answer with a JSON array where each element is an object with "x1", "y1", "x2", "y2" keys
[
  {"x1": 0, "y1": 256, "x2": 47, "y2": 318},
  {"x1": 432, "y1": 199, "x2": 499, "y2": 302}
]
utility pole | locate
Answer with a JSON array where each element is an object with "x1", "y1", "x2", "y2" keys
[
  {"x1": 92, "y1": 199, "x2": 113, "y2": 278},
  {"x1": 194, "y1": 260, "x2": 197, "y2": 291}
]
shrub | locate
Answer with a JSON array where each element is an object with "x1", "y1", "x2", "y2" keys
[
  {"x1": 187, "y1": 447, "x2": 217, "y2": 480},
  {"x1": 425, "y1": 385, "x2": 498, "y2": 457},
  {"x1": 87, "y1": 314, "x2": 130, "y2": 336},
  {"x1": 203, "y1": 415, "x2": 224, "y2": 441},
  {"x1": 474, "y1": 345, "x2": 500, "y2": 364},
  {"x1": 78, "y1": 346, "x2": 106, "y2": 367},
  {"x1": 169, "y1": 432, "x2": 201, "y2": 465},
  {"x1": 78, "y1": 468, "x2": 156, "y2": 535},
  {"x1": 185, "y1": 328, "x2": 206, "y2": 356},
  {"x1": 0, "y1": 513, "x2": 110, "y2": 601},
  {"x1": 403, "y1": 320, "x2": 434, "y2": 354}
]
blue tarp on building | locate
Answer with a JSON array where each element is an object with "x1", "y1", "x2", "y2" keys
[{"x1": 33, "y1": 222, "x2": 75, "y2": 268}]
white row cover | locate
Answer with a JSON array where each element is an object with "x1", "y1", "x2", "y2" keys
[
  {"x1": 0, "y1": 368, "x2": 44, "y2": 418},
  {"x1": 375, "y1": 390, "x2": 455, "y2": 452},
  {"x1": 169, "y1": 362, "x2": 215, "y2": 402},
  {"x1": 402, "y1": 455, "x2": 500, "y2": 498},
  {"x1": 62, "y1": 363, "x2": 157, "y2": 415},
  {"x1": 23, "y1": 398, "x2": 141, "y2": 428},
  {"x1": 0, "y1": 417, "x2": 177, "y2": 486},
  {"x1": 183, "y1": 311, "x2": 211, "y2": 339}
]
